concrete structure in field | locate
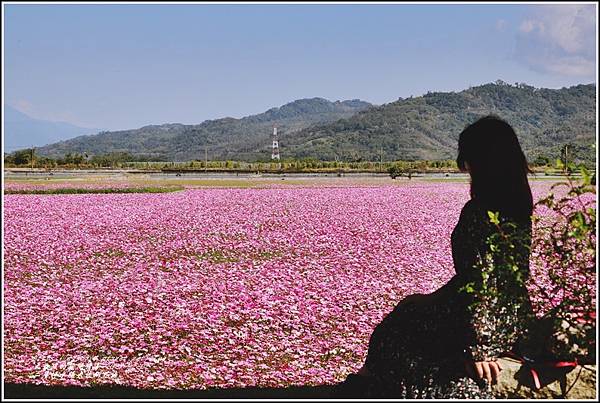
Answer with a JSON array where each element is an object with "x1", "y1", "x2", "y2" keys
[{"x1": 271, "y1": 126, "x2": 280, "y2": 160}]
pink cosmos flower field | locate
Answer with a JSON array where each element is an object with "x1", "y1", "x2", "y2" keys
[{"x1": 2, "y1": 181, "x2": 584, "y2": 390}]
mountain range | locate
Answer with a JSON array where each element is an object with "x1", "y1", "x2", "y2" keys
[
  {"x1": 16, "y1": 81, "x2": 599, "y2": 164},
  {"x1": 33, "y1": 98, "x2": 372, "y2": 161},
  {"x1": 3, "y1": 106, "x2": 101, "y2": 153},
  {"x1": 283, "y1": 81, "x2": 596, "y2": 163}
]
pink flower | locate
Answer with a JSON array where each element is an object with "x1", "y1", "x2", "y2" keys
[{"x1": 3, "y1": 181, "x2": 592, "y2": 390}]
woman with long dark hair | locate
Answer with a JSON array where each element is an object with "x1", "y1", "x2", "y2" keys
[{"x1": 336, "y1": 116, "x2": 534, "y2": 398}]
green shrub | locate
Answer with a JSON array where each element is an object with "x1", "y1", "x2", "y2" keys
[{"x1": 463, "y1": 163, "x2": 596, "y2": 363}]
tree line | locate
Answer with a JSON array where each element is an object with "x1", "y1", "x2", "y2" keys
[{"x1": 4, "y1": 149, "x2": 582, "y2": 174}]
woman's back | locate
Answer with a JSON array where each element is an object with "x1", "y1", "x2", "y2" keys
[
  {"x1": 336, "y1": 116, "x2": 535, "y2": 398},
  {"x1": 347, "y1": 198, "x2": 532, "y2": 398}
]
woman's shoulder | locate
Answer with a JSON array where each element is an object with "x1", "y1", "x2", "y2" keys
[
  {"x1": 460, "y1": 198, "x2": 487, "y2": 218},
  {"x1": 457, "y1": 199, "x2": 496, "y2": 233}
]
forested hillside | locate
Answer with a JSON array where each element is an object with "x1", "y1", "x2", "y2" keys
[
  {"x1": 35, "y1": 98, "x2": 372, "y2": 161},
  {"x1": 33, "y1": 82, "x2": 595, "y2": 164},
  {"x1": 282, "y1": 81, "x2": 595, "y2": 164}
]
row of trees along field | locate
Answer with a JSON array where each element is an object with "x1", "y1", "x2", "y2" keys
[
  {"x1": 3, "y1": 148, "x2": 590, "y2": 174},
  {"x1": 3, "y1": 150, "x2": 451, "y2": 171}
]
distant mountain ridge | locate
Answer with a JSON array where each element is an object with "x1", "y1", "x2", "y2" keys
[
  {"x1": 3, "y1": 106, "x2": 101, "y2": 153},
  {"x1": 32, "y1": 82, "x2": 596, "y2": 163},
  {"x1": 281, "y1": 81, "x2": 596, "y2": 163},
  {"x1": 35, "y1": 98, "x2": 373, "y2": 161}
]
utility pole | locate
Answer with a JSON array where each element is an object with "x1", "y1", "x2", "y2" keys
[
  {"x1": 31, "y1": 146, "x2": 34, "y2": 172},
  {"x1": 205, "y1": 147, "x2": 208, "y2": 173},
  {"x1": 564, "y1": 144, "x2": 568, "y2": 174},
  {"x1": 380, "y1": 148, "x2": 383, "y2": 173}
]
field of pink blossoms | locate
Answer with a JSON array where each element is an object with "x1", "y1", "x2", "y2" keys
[{"x1": 2, "y1": 181, "x2": 588, "y2": 390}]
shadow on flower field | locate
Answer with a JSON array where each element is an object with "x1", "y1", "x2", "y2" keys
[{"x1": 3, "y1": 382, "x2": 337, "y2": 399}]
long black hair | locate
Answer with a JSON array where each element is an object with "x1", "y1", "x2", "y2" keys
[{"x1": 457, "y1": 116, "x2": 533, "y2": 221}]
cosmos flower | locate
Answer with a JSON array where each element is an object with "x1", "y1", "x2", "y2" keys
[{"x1": 3, "y1": 181, "x2": 593, "y2": 389}]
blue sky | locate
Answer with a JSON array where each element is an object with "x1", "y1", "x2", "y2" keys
[{"x1": 3, "y1": 2, "x2": 597, "y2": 130}]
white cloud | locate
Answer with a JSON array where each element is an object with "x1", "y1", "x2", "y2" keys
[
  {"x1": 514, "y1": 4, "x2": 596, "y2": 77},
  {"x1": 519, "y1": 19, "x2": 543, "y2": 34}
]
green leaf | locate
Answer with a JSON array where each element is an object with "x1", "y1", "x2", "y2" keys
[
  {"x1": 461, "y1": 283, "x2": 475, "y2": 294},
  {"x1": 487, "y1": 210, "x2": 500, "y2": 225},
  {"x1": 580, "y1": 166, "x2": 591, "y2": 186}
]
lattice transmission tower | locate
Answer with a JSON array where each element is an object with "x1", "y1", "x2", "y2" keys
[{"x1": 271, "y1": 126, "x2": 280, "y2": 160}]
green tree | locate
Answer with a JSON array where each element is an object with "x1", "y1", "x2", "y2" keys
[
  {"x1": 388, "y1": 164, "x2": 404, "y2": 179},
  {"x1": 533, "y1": 155, "x2": 550, "y2": 166},
  {"x1": 12, "y1": 149, "x2": 33, "y2": 166}
]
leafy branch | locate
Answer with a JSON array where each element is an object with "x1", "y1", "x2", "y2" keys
[{"x1": 463, "y1": 162, "x2": 595, "y2": 363}]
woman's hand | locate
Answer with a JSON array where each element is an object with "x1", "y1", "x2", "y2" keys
[{"x1": 464, "y1": 359, "x2": 502, "y2": 385}]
